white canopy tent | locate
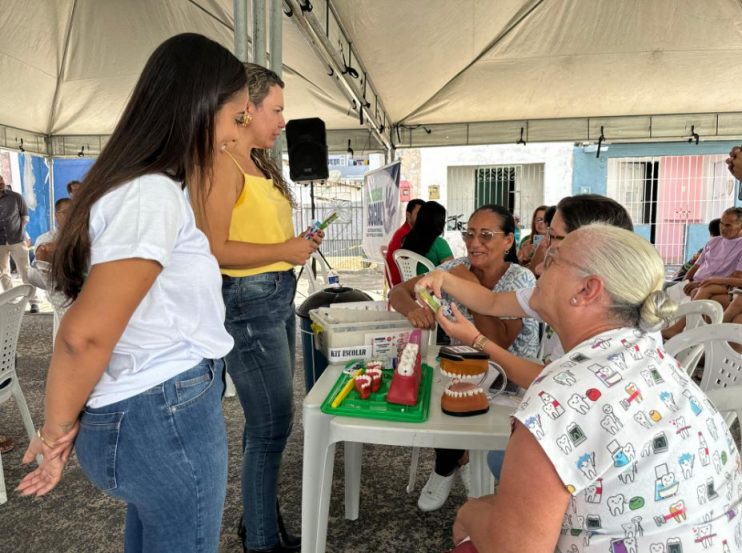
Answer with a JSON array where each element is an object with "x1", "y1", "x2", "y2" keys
[{"x1": 2, "y1": 0, "x2": 742, "y2": 155}]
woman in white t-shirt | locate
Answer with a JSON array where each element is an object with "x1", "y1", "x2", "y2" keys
[
  {"x1": 441, "y1": 225, "x2": 742, "y2": 553},
  {"x1": 18, "y1": 34, "x2": 248, "y2": 553}
]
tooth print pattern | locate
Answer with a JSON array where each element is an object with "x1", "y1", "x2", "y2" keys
[{"x1": 515, "y1": 328, "x2": 742, "y2": 553}]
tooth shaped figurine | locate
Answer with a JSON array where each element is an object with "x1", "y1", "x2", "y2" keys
[{"x1": 386, "y1": 330, "x2": 423, "y2": 406}]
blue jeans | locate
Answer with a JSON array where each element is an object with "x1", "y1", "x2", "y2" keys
[
  {"x1": 222, "y1": 270, "x2": 296, "y2": 550},
  {"x1": 75, "y1": 359, "x2": 227, "y2": 553}
]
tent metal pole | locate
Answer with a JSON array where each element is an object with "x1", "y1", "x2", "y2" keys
[
  {"x1": 269, "y1": 0, "x2": 282, "y2": 78},
  {"x1": 252, "y1": 0, "x2": 266, "y2": 65},
  {"x1": 269, "y1": 0, "x2": 283, "y2": 163},
  {"x1": 233, "y1": 0, "x2": 249, "y2": 61},
  {"x1": 284, "y1": 0, "x2": 392, "y2": 151}
]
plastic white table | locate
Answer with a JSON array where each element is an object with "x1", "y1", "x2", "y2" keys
[{"x1": 301, "y1": 354, "x2": 516, "y2": 553}]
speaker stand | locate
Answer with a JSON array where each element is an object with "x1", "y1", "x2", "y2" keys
[{"x1": 296, "y1": 180, "x2": 334, "y2": 286}]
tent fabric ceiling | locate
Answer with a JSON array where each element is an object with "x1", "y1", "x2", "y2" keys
[
  {"x1": 0, "y1": 0, "x2": 359, "y2": 136},
  {"x1": 2, "y1": 0, "x2": 742, "y2": 149}
]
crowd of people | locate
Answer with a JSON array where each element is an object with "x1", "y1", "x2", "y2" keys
[{"x1": 1, "y1": 31, "x2": 741, "y2": 553}]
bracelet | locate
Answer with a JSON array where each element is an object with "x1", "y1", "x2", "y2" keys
[
  {"x1": 471, "y1": 333, "x2": 489, "y2": 352},
  {"x1": 36, "y1": 428, "x2": 57, "y2": 449}
]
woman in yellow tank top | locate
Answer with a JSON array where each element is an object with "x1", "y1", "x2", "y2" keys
[{"x1": 203, "y1": 63, "x2": 321, "y2": 553}]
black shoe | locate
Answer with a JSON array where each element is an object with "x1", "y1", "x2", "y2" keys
[
  {"x1": 276, "y1": 502, "x2": 301, "y2": 552},
  {"x1": 244, "y1": 544, "x2": 298, "y2": 553},
  {"x1": 239, "y1": 506, "x2": 301, "y2": 553}
]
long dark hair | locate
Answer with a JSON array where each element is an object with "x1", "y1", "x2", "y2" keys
[
  {"x1": 470, "y1": 204, "x2": 518, "y2": 263},
  {"x1": 402, "y1": 201, "x2": 446, "y2": 256},
  {"x1": 52, "y1": 33, "x2": 247, "y2": 299},
  {"x1": 244, "y1": 63, "x2": 294, "y2": 206}
]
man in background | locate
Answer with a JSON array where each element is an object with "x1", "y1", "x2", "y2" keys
[
  {"x1": 385, "y1": 198, "x2": 424, "y2": 286},
  {"x1": 0, "y1": 175, "x2": 38, "y2": 312},
  {"x1": 66, "y1": 179, "x2": 81, "y2": 198}
]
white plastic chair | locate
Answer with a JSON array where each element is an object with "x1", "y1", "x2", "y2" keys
[
  {"x1": 665, "y1": 323, "x2": 742, "y2": 390},
  {"x1": 0, "y1": 285, "x2": 37, "y2": 504},
  {"x1": 665, "y1": 323, "x2": 742, "y2": 427},
  {"x1": 392, "y1": 249, "x2": 435, "y2": 282},
  {"x1": 302, "y1": 252, "x2": 333, "y2": 294},
  {"x1": 705, "y1": 385, "x2": 742, "y2": 427},
  {"x1": 663, "y1": 300, "x2": 723, "y2": 376}
]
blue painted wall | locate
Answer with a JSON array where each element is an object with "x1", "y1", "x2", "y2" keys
[
  {"x1": 572, "y1": 140, "x2": 742, "y2": 206},
  {"x1": 17, "y1": 154, "x2": 51, "y2": 243},
  {"x1": 52, "y1": 158, "x2": 95, "y2": 202}
]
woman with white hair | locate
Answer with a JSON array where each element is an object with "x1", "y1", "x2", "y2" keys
[{"x1": 432, "y1": 224, "x2": 742, "y2": 553}]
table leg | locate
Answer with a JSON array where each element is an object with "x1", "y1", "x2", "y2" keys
[
  {"x1": 343, "y1": 442, "x2": 363, "y2": 520},
  {"x1": 302, "y1": 405, "x2": 336, "y2": 553},
  {"x1": 469, "y1": 450, "x2": 495, "y2": 497}
]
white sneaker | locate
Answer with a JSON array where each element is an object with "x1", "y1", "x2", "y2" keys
[
  {"x1": 418, "y1": 469, "x2": 456, "y2": 512},
  {"x1": 459, "y1": 462, "x2": 472, "y2": 498}
]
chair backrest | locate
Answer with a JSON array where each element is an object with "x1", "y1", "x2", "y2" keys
[
  {"x1": 704, "y1": 385, "x2": 742, "y2": 428},
  {"x1": 393, "y1": 249, "x2": 435, "y2": 282},
  {"x1": 664, "y1": 323, "x2": 742, "y2": 391},
  {"x1": 663, "y1": 300, "x2": 724, "y2": 375},
  {"x1": 667, "y1": 300, "x2": 723, "y2": 329},
  {"x1": 302, "y1": 252, "x2": 332, "y2": 294},
  {"x1": 0, "y1": 285, "x2": 33, "y2": 392}
]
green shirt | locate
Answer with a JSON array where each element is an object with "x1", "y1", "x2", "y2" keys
[{"x1": 417, "y1": 236, "x2": 453, "y2": 275}]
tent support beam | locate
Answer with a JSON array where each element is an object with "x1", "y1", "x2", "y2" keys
[
  {"x1": 234, "y1": 0, "x2": 249, "y2": 62},
  {"x1": 284, "y1": 0, "x2": 392, "y2": 152},
  {"x1": 252, "y1": 0, "x2": 267, "y2": 65}
]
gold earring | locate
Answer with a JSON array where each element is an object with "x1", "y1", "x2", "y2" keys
[{"x1": 240, "y1": 114, "x2": 253, "y2": 127}]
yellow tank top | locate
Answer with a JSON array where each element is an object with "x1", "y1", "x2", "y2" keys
[{"x1": 221, "y1": 153, "x2": 295, "y2": 277}]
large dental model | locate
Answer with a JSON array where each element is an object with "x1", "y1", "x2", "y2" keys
[
  {"x1": 386, "y1": 330, "x2": 423, "y2": 406},
  {"x1": 438, "y1": 345, "x2": 491, "y2": 416}
]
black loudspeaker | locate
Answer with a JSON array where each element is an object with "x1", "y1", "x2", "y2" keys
[{"x1": 286, "y1": 117, "x2": 329, "y2": 182}]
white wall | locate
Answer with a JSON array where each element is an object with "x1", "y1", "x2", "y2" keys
[{"x1": 419, "y1": 143, "x2": 574, "y2": 210}]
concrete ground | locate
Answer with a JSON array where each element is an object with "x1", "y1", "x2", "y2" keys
[{"x1": 0, "y1": 268, "x2": 469, "y2": 553}]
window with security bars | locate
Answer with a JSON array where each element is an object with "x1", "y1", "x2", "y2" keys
[
  {"x1": 607, "y1": 154, "x2": 735, "y2": 266},
  {"x1": 446, "y1": 164, "x2": 545, "y2": 230}
]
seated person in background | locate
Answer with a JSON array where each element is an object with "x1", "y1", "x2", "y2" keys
[
  {"x1": 35, "y1": 198, "x2": 70, "y2": 248},
  {"x1": 390, "y1": 204, "x2": 538, "y2": 512},
  {"x1": 681, "y1": 207, "x2": 742, "y2": 297},
  {"x1": 517, "y1": 205, "x2": 547, "y2": 265},
  {"x1": 385, "y1": 198, "x2": 424, "y2": 286},
  {"x1": 526, "y1": 205, "x2": 555, "y2": 277},
  {"x1": 673, "y1": 217, "x2": 720, "y2": 281},
  {"x1": 400, "y1": 200, "x2": 454, "y2": 274},
  {"x1": 28, "y1": 198, "x2": 72, "y2": 337},
  {"x1": 446, "y1": 224, "x2": 742, "y2": 553},
  {"x1": 663, "y1": 207, "x2": 742, "y2": 338}
]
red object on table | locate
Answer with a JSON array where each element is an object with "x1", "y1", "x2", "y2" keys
[{"x1": 386, "y1": 329, "x2": 422, "y2": 406}]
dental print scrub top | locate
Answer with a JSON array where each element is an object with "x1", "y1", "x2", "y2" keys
[{"x1": 514, "y1": 328, "x2": 742, "y2": 553}]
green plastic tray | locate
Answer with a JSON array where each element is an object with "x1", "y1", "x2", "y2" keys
[{"x1": 320, "y1": 364, "x2": 433, "y2": 422}]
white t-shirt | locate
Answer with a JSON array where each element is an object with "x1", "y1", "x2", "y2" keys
[
  {"x1": 515, "y1": 328, "x2": 742, "y2": 553},
  {"x1": 517, "y1": 286, "x2": 566, "y2": 362},
  {"x1": 86, "y1": 174, "x2": 234, "y2": 407},
  {"x1": 34, "y1": 228, "x2": 57, "y2": 247}
]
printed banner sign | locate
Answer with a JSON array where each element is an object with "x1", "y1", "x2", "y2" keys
[{"x1": 362, "y1": 161, "x2": 402, "y2": 262}]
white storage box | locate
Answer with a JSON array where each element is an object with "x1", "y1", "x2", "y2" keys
[{"x1": 309, "y1": 307, "x2": 429, "y2": 363}]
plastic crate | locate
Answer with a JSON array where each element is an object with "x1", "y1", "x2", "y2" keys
[{"x1": 309, "y1": 307, "x2": 429, "y2": 364}]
